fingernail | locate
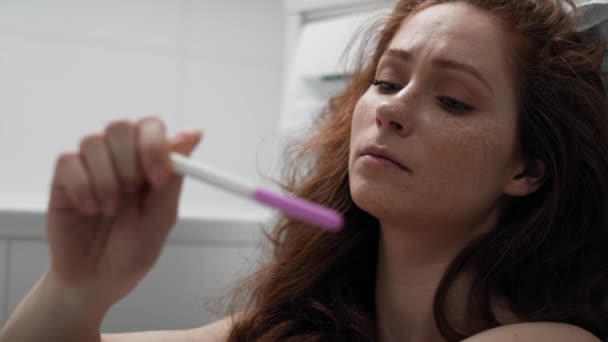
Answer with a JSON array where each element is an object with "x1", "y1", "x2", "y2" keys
[
  {"x1": 102, "y1": 198, "x2": 117, "y2": 217},
  {"x1": 83, "y1": 199, "x2": 99, "y2": 216},
  {"x1": 150, "y1": 165, "x2": 168, "y2": 187}
]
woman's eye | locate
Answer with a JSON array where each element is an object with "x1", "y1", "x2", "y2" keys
[
  {"x1": 370, "y1": 79, "x2": 475, "y2": 114},
  {"x1": 437, "y1": 96, "x2": 475, "y2": 114},
  {"x1": 372, "y1": 79, "x2": 401, "y2": 93}
]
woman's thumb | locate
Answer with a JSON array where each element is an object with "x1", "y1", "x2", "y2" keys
[
  {"x1": 170, "y1": 130, "x2": 203, "y2": 156},
  {"x1": 142, "y1": 130, "x2": 203, "y2": 236}
]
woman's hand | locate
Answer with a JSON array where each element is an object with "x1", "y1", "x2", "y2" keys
[{"x1": 46, "y1": 116, "x2": 202, "y2": 307}]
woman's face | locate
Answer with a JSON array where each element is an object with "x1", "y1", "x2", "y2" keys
[{"x1": 349, "y1": 2, "x2": 526, "y2": 232}]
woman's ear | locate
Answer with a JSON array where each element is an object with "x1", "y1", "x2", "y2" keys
[{"x1": 503, "y1": 159, "x2": 546, "y2": 197}]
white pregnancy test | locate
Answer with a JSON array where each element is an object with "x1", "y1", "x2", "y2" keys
[{"x1": 169, "y1": 153, "x2": 344, "y2": 232}]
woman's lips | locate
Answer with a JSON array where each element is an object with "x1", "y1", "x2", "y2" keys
[
  {"x1": 360, "y1": 154, "x2": 411, "y2": 172},
  {"x1": 359, "y1": 145, "x2": 411, "y2": 173}
]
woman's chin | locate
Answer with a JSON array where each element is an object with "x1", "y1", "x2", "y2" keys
[{"x1": 350, "y1": 179, "x2": 412, "y2": 224}]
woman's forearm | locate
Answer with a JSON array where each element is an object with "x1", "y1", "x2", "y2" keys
[{"x1": 0, "y1": 270, "x2": 109, "y2": 342}]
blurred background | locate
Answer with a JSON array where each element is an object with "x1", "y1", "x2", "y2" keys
[{"x1": 0, "y1": 0, "x2": 605, "y2": 333}]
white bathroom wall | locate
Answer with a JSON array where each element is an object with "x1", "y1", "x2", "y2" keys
[{"x1": 0, "y1": 0, "x2": 284, "y2": 218}]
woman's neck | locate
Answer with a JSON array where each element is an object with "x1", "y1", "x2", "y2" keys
[{"x1": 375, "y1": 217, "x2": 497, "y2": 342}]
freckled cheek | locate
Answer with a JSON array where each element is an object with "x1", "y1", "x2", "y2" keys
[{"x1": 425, "y1": 133, "x2": 498, "y2": 187}]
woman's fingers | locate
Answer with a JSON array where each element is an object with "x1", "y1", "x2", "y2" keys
[
  {"x1": 105, "y1": 119, "x2": 142, "y2": 194},
  {"x1": 53, "y1": 152, "x2": 99, "y2": 216},
  {"x1": 170, "y1": 130, "x2": 203, "y2": 156},
  {"x1": 136, "y1": 117, "x2": 171, "y2": 188},
  {"x1": 141, "y1": 130, "x2": 203, "y2": 238},
  {"x1": 79, "y1": 133, "x2": 121, "y2": 217},
  {"x1": 53, "y1": 117, "x2": 202, "y2": 218}
]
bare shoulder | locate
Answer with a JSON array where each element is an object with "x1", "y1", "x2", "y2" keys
[
  {"x1": 102, "y1": 329, "x2": 196, "y2": 342},
  {"x1": 463, "y1": 322, "x2": 600, "y2": 342},
  {"x1": 101, "y1": 316, "x2": 236, "y2": 342},
  {"x1": 187, "y1": 316, "x2": 236, "y2": 342}
]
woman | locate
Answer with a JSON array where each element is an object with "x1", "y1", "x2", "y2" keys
[{"x1": 1, "y1": 0, "x2": 607, "y2": 341}]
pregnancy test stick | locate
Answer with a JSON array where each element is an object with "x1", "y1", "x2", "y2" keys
[{"x1": 169, "y1": 153, "x2": 344, "y2": 232}]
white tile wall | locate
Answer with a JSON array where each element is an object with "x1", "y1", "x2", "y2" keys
[
  {"x1": 101, "y1": 242, "x2": 261, "y2": 332},
  {"x1": 0, "y1": 37, "x2": 182, "y2": 196},
  {"x1": 0, "y1": 0, "x2": 285, "y2": 219},
  {"x1": 6, "y1": 241, "x2": 49, "y2": 315},
  {"x1": 183, "y1": 0, "x2": 284, "y2": 67},
  {"x1": 0, "y1": 0, "x2": 182, "y2": 51},
  {"x1": 178, "y1": 59, "x2": 285, "y2": 214}
]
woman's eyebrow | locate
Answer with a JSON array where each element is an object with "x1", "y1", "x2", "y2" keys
[{"x1": 384, "y1": 48, "x2": 494, "y2": 94}]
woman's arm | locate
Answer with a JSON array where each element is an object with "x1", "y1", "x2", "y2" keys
[
  {"x1": 0, "y1": 271, "x2": 107, "y2": 342},
  {"x1": 463, "y1": 322, "x2": 600, "y2": 342},
  {"x1": 0, "y1": 269, "x2": 236, "y2": 342},
  {"x1": 102, "y1": 317, "x2": 234, "y2": 342},
  {"x1": 101, "y1": 330, "x2": 195, "y2": 342},
  {"x1": 0, "y1": 268, "x2": 234, "y2": 342}
]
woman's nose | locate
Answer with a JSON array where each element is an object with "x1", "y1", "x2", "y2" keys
[{"x1": 375, "y1": 100, "x2": 412, "y2": 136}]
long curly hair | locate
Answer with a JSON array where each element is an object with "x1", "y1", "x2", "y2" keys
[{"x1": 227, "y1": 0, "x2": 608, "y2": 340}]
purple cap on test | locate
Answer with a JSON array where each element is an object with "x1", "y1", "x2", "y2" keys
[{"x1": 253, "y1": 189, "x2": 344, "y2": 232}]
